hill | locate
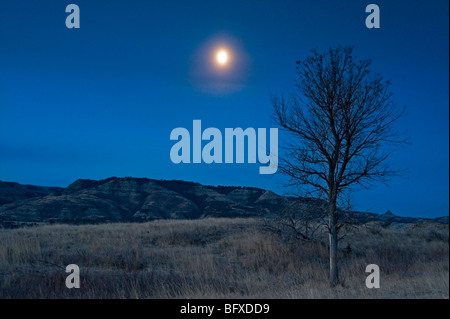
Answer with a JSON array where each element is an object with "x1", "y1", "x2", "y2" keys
[{"x1": 0, "y1": 177, "x2": 447, "y2": 228}]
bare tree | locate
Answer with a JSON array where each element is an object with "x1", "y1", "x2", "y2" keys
[{"x1": 272, "y1": 46, "x2": 406, "y2": 287}]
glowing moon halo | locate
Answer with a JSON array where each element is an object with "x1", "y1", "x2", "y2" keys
[{"x1": 217, "y1": 50, "x2": 228, "y2": 65}]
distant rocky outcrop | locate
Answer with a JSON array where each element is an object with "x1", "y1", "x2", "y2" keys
[
  {"x1": 0, "y1": 177, "x2": 447, "y2": 228},
  {"x1": 0, "y1": 177, "x2": 288, "y2": 227},
  {"x1": 0, "y1": 180, "x2": 62, "y2": 206}
]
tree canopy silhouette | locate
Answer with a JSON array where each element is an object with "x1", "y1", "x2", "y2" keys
[{"x1": 272, "y1": 46, "x2": 406, "y2": 287}]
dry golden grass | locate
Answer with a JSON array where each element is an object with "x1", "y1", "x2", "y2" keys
[{"x1": 0, "y1": 218, "x2": 448, "y2": 298}]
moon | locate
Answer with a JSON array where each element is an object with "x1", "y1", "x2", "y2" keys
[{"x1": 217, "y1": 50, "x2": 228, "y2": 65}]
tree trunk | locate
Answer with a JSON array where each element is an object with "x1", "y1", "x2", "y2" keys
[{"x1": 328, "y1": 195, "x2": 339, "y2": 287}]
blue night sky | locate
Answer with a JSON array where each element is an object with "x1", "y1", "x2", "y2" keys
[{"x1": 0, "y1": 1, "x2": 448, "y2": 218}]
